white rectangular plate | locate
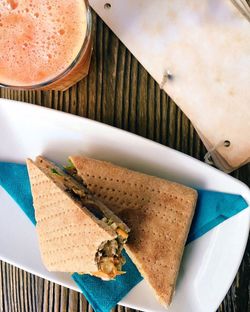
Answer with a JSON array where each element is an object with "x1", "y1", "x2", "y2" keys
[{"x1": 0, "y1": 99, "x2": 249, "y2": 312}]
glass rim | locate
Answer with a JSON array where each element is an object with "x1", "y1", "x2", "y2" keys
[{"x1": 0, "y1": 0, "x2": 92, "y2": 90}]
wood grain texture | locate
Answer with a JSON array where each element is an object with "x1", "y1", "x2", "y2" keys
[{"x1": 0, "y1": 10, "x2": 250, "y2": 312}]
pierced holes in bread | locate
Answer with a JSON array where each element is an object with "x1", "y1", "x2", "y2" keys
[
  {"x1": 41, "y1": 198, "x2": 66, "y2": 208},
  {"x1": 43, "y1": 231, "x2": 81, "y2": 243},
  {"x1": 177, "y1": 210, "x2": 185, "y2": 216},
  {"x1": 38, "y1": 208, "x2": 75, "y2": 222},
  {"x1": 82, "y1": 174, "x2": 187, "y2": 208},
  {"x1": 37, "y1": 191, "x2": 61, "y2": 198},
  {"x1": 50, "y1": 255, "x2": 86, "y2": 265},
  {"x1": 44, "y1": 243, "x2": 89, "y2": 255},
  {"x1": 82, "y1": 175, "x2": 181, "y2": 203},
  {"x1": 39, "y1": 224, "x2": 75, "y2": 236},
  {"x1": 36, "y1": 180, "x2": 49, "y2": 185}
]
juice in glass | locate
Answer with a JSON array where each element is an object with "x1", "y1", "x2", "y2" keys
[{"x1": 0, "y1": 0, "x2": 92, "y2": 90}]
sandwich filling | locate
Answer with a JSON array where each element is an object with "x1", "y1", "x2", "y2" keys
[
  {"x1": 93, "y1": 217, "x2": 128, "y2": 280},
  {"x1": 50, "y1": 166, "x2": 129, "y2": 280}
]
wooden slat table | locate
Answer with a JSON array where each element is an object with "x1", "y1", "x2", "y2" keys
[{"x1": 0, "y1": 11, "x2": 249, "y2": 312}]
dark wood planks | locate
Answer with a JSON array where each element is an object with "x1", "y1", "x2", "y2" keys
[{"x1": 0, "y1": 10, "x2": 249, "y2": 312}]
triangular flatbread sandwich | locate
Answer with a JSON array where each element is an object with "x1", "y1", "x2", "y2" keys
[
  {"x1": 68, "y1": 156, "x2": 197, "y2": 307},
  {"x1": 26, "y1": 156, "x2": 130, "y2": 280}
]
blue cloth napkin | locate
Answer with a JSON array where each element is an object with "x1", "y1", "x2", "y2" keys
[{"x1": 0, "y1": 162, "x2": 248, "y2": 312}]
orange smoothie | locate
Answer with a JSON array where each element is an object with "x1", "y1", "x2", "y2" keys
[{"x1": 0, "y1": 0, "x2": 90, "y2": 89}]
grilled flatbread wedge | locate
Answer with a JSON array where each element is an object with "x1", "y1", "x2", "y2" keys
[
  {"x1": 26, "y1": 156, "x2": 130, "y2": 280},
  {"x1": 68, "y1": 156, "x2": 197, "y2": 306}
]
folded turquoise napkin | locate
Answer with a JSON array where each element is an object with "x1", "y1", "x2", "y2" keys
[
  {"x1": 0, "y1": 162, "x2": 248, "y2": 312},
  {"x1": 186, "y1": 190, "x2": 248, "y2": 243}
]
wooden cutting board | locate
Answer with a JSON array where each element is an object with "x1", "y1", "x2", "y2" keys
[{"x1": 90, "y1": 0, "x2": 250, "y2": 172}]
